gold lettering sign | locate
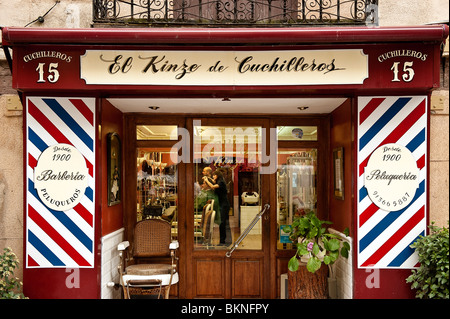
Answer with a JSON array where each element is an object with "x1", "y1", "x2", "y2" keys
[{"x1": 80, "y1": 50, "x2": 368, "y2": 86}]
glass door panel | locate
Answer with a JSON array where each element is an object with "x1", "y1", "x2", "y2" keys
[
  {"x1": 193, "y1": 125, "x2": 262, "y2": 250},
  {"x1": 277, "y1": 148, "x2": 317, "y2": 250},
  {"x1": 137, "y1": 147, "x2": 178, "y2": 239}
]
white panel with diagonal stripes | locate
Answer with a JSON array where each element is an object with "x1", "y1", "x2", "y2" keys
[
  {"x1": 26, "y1": 97, "x2": 96, "y2": 268},
  {"x1": 357, "y1": 96, "x2": 427, "y2": 269}
]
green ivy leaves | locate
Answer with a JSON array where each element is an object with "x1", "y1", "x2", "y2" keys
[
  {"x1": 406, "y1": 222, "x2": 449, "y2": 299},
  {"x1": 287, "y1": 210, "x2": 350, "y2": 274},
  {"x1": 0, "y1": 247, "x2": 27, "y2": 299}
]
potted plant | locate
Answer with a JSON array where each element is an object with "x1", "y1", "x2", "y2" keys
[
  {"x1": 0, "y1": 247, "x2": 27, "y2": 299},
  {"x1": 406, "y1": 221, "x2": 449, "y2": 299},
  {"x1": 286, "y1": 209, "x2": 350, "y2": 299}
]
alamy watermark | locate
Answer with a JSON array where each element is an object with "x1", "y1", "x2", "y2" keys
[
  {"x1": 170, "y1": 120, "x2": 278, "y2": 174},
  {"x1": 65, "y1": 268, "x2": 80, "y2": 289}
]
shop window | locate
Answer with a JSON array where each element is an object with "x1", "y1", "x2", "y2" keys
[
  {"x1": 193, "y1": 125, "x2": 262, "y2": 250},
  {"x1": 137, "y1": 147, "x2": 178, "y2": 239},
  {"x1": 277, "y1": 126, "x2": 317, "y2": 141},
  {"x1": 277, "y1": 148, "x2": 317, "y2": 250},
  {"x1": 137, "y1": 125, "x2": 178, "y2": 140}
]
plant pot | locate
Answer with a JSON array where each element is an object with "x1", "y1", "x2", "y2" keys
[
  {"x1": 328, "y1": 277, "x2": 337, "y2": 299},
  {"x1": 288, "y1": 262, "x2": 329, "y2": 299}
]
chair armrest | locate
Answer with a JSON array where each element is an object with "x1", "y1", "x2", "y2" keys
[
  {"x1": 118, "y1": 241, "x2": 130, "y2": 251},
  {"x1": 169, "y1": 241, "x2": 179, "y2": 250}
]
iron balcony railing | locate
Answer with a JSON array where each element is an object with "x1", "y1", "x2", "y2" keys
[{"x1": 93, "y1": 0, "x2": 378, "y2": 27}]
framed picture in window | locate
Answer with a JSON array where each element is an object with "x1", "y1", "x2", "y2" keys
[
  {"x1": 107, "y1": 132, "x2": 121, "y2": 206},
  {"x1": 333, "y1": 147, "x2": 344, "y2": 200}
]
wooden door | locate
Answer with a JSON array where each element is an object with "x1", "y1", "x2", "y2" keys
[
  {"x1": 124, "y1": 115, "x2": 327, "y2": 299},
  {"x1": 185, "y1": 118, "x2": 272, "y2": 298}
]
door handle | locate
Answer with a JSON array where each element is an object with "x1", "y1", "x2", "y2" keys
[
  {"x1": 264, "y1": 204, "x2": 270, "y2": 221},
  {"x1": 226, "y1": 204, "x2": 270, "y2": 258}
]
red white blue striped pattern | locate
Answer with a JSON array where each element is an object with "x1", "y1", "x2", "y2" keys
[
  {"x1": 26, "y1": 97, "x2": 96, "y2": 268},
  {"x1": 357, "y1": 96, "x2": 427, "y2": 269}
]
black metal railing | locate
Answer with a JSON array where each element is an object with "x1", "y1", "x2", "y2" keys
[{"x1": 93, "y1": 0, "x2": 378, "y2": 26}]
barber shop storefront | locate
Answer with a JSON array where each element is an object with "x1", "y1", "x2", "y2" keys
[{"x1": 2, "y1": 25, "x2": 448, "y2": 299}]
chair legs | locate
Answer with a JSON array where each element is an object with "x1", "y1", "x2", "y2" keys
[
  {"x1": 124, "y1": 279, "x2": 168, "y2": 299},
  {"x1": 126, "y1": 285, "x2": 167, "y2": 299},
  {"x1": 120, "y1": 272, "x2": 175, "y2": 299}
]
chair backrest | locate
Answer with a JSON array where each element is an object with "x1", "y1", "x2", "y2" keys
[
  {"x1": 209, "y1": 210, "x2": 216, "y2": 240},
  {"x1": 133, "y1": 219, "x2": 171, "y2": 258},
  {"x1": 201, "y1": 199, "x2": 212, "y2": 227}
]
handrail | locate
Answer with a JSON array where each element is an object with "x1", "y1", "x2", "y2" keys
[{"x1": 225, "y1": 203, "x2": 270, "y2": 258}]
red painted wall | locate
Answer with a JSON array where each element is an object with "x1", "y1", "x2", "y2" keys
[
  {"x1": 23, "y1": 267, "x2": 101, "y2": 298},
  {"x1": 329, "y1": 99, "x2": 353, "y2": 235},
  {"x1": 329, "y1": 99, "x2": 416, "y2": 299},
  {"x1": 100, "y1": 99, "x2": 124, "y2": 237},
  {"x1": 23, "y1": 96, "x2": 102, "y2": 299},
  {"x1": 353, "y1": 268, "x2": 415, "y2": 298},
  {"x1": 350, "y1": 97, "x2": 417, "y2": 299},
  {"x1": 23, "y1": 98, "x2": 124, "y2": 299}
]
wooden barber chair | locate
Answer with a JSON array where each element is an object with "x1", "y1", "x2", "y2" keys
[{"x1": 118, "y1": 218, "x2": 179, "y2": 299}]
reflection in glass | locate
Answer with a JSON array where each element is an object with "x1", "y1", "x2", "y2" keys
[
  {"x1": 277, "y1": 149, "x2": 317, "y2": 250},
  {"x1": 136, "y1": 148, "x2": 178, "y2": 239},
  {"x1": 193, "y1": 126, "x2": 262, "y2": 250},
  {"x1": 277, "y1": 126, "x2": 317, "y2": 141},
  {"x1": 137, "y1": 125, "x2": 178, "y2": 140}
]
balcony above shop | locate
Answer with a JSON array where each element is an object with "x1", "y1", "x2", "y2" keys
[{"x1": 92, "y1": 0, "x2": 378, "y2": 27}]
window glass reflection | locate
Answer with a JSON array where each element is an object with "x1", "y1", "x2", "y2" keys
[
  {"x1": 277, "y1": 149, "x2": 317, "y2": 250},
  {"x1": 137, "y1": 125, "x2": 178, "y2": 140},
  {"x1": 194, "y1": 126, "x2": 262, "y2": 250},
  {"x1": 277, "y1": 126, "x2": 317, "y2": 141},
  {"x1": 137, "y1": 148, "x2": 178, "y2": 239}
]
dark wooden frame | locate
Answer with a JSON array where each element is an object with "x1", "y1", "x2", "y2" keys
[
  {"x1": 124, "y1": 114, "x2": 186, "y2": 297},
  {"x1": 270, "y1": 116, "x2": 329, "y2": 298},
  {"x1": 333, "y1": 147, "x2": 345, "y2": 200},
  {"x1": 123, "y1": 114, "x2": 329, "y2": 299},
  {"x1": 107, "y1": 132, "x2": 121, "y2": 206}
]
